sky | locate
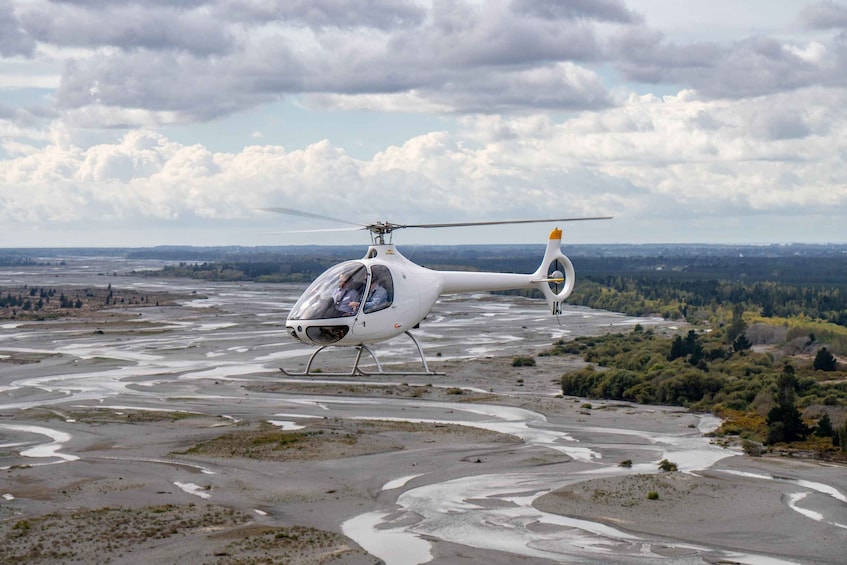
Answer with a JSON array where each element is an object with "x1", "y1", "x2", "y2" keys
[{"x1": 1, "y1": 0, "x2": 846, "y2": 248}]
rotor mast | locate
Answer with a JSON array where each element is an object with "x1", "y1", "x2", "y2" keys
[{"x1": 369, "y1": 221, "x2": 402, "y2": 245}]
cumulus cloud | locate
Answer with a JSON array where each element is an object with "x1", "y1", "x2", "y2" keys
[{"x1": 2, "y1": 86, "x2": 844, "y2": 241}]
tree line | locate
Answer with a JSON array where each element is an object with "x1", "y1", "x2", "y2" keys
[
  {"x1": 552, "y1": 325, "x2": 846, "y2": 457},
  {"x1": 0, "y1": 288, "x2": 84, "y2": 311},
  {"x1": 571, "y1": 277, "x2": 847, "y2": 326},
  {"x1": 0, "y1": 284, "x2": 159, "y2": 320}
]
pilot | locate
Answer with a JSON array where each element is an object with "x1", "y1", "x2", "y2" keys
[{"x1": 332, "y1": 273, "x2": 361, "y2": 316}]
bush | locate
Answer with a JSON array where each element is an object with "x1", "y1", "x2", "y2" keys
[
  {"x1": 742, "y1": 439, "x2": 764, "y2": 456},
  {"x1": 658, "y1": 459, "x2": 678, "y2": 472},
  {"x1": 647, "y1": 491, "x2": 660, "y2": 500},
  {"x1": 512, "y1": 355, "x2": 536, "y2": 367}
]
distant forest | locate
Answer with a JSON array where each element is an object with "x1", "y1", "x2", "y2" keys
[
  {"x1": 0, "y1": 256, "x2": 48, "y2": 267},
  {"x1": 112, "y1": 242, "x2": 847, "y2": 285},
  {"x1": 112, "y1": 244, "x2": 847, "y2": 337},
  {"x1": 4, "y1": 245, "x2": 846, "y2": 335},
  {"x1": 4, "y1": 242, "x2": 845, "y2": 282}
]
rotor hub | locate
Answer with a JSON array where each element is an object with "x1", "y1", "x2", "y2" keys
[{"x1": 367, "y1": 221, "x2": 403, "y2": 244}]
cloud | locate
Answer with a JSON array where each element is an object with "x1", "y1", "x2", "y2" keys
[
  {"x1": 403, "y1": 2, "x2": 603, "y2": 67},
  {"x1": 510, "y1": 0, "x2": 641, "y2": 23},
  {"x1": 0, "y1": 0, "x2": 36, "y2": 57},
  {"x1": 798, "y1": 1, "x2": 847, "y2": 30},
  {"x1": 2, "y1": 86, "x2": 844, "y2": 240},
  {"x1": 612, "y1": 29, "x2": 847, "y2": 99},
  {"x1": 424, "y1": 62, "x2": 611, "y2": 113},
  {"x1": 223, "y1": 0, "x2": 427, "y2": 29},
  {"x1": 18, "y1": 1, "x2": 233, "y2": 55},
  {"x1": 5, "y1": 0, "x2": 841, "y2": 128},
  {"x1": 15, "y1": 0, "x2": 620, "y2": 125},
  {"x1": 0, "y1": 101, "x2": 14, "y2": 119},
  {"x1": 1, "y1": 1, "x2": 846, "y2": 245}
]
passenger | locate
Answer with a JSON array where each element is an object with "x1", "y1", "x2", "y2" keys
[
  {"x1": 332, "y1": 273, "x2": 361, "y2": 316},
  {"x1": 356, "y1": 278, "x2": 389, "y2": 313}
]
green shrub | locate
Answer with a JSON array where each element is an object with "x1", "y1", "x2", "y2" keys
[
  {"x1": 742, "y1": 439, "x2": 764, "y2": 456},
  {"x1": 658, "y1": 459, "x2": 678, "y2": 472},
  {"x1": 512, "y1": 355, "x2": 536, "y2": 367}
]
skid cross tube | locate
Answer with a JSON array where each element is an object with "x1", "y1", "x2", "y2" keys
[{"x1": 279, "y1": 331, "x2": 442, "y2": 377}]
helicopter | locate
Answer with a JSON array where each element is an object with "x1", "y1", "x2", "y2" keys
[{"x1": 267, "y1": 207, "x2": 611, "y2": 376}]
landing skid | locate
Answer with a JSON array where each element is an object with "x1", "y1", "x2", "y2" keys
[{"x1": 279, "y1": 331, "x2": 442, "y2": 377}]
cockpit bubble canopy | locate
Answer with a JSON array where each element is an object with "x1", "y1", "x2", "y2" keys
[{"x1": 288, "y1": 261, "x2": 367, "y2": 320}]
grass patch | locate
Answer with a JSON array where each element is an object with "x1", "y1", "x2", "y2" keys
[
  {"x1": 512, "y1": 355, "x2": 536, "y2": 367},
  {"x1": 0, "y1": 505, "x2": 250, "y2": 563},
  {"x1": 180, "y1": 423, "x2": 346, "y2": 460}
]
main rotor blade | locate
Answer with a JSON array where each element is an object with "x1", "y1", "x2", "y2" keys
[
  {"x1": 264, "y1": 227, "x2": 367, "y2": 235},
  {"x1": 260, "y1": 207, "x2": 365, "y2": 228},
  {"x1": 400, "y1": 216, "x2": 613, "y2": 229},
  {"x1": 261, "y1": 207, "x2": 612, "y2": 239}
]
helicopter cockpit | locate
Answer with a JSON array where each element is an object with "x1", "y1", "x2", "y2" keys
[
  {"x1": 289, "y1": 261, "x2": 367, "y2": 320},
  {"x1": 287, "y1": 261, "x2": 395, "y2": 345}
]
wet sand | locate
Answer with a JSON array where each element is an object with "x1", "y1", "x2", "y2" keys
[{"x1": 1, "y1": 258, "x2": 846, "y2": 564}]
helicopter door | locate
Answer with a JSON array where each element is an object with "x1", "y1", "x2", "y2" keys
[
  {"x1": 352, "y1": 265, "x2": 395, "y2": 338},
  {"x1": 362, "y1": 265, "x2": 393, "y2": 313}
]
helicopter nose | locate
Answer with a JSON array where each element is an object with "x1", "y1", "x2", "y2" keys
[{"x1": 288, "y1": 326, "x2": 302, "y2": 343}]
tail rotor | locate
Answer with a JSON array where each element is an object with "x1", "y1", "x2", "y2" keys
[{"x1": 533, "y1": 229, "x2": 576, "y2": 315}]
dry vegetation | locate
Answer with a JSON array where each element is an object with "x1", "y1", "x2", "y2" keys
[
  {"x1": 1, "y1": 504, "x2": 249, "y2": 563},
  {"x1": 178, "y1": 418, "x2": 518, "y2": 462},
  {"x1": 1, "y1": 505, "x2": 370, "y2": 565},
  {"x1": 210, "y1": 525, "x2": 373, "y2": 565},
  {"x1": 16, "y1": 407, "x2": 203, "y2": 424}
]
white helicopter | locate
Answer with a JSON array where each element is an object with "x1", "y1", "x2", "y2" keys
[{"x1": 268, "y1": 208, "x2": 611, "y2": 376}]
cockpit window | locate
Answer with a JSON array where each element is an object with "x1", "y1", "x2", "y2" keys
[
  {"x1": 288, "y1": 262, "x2": 367, "y2": 320},
  {"x1": 363, "y1": 265, "x2": 393, "y2": 313}
]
